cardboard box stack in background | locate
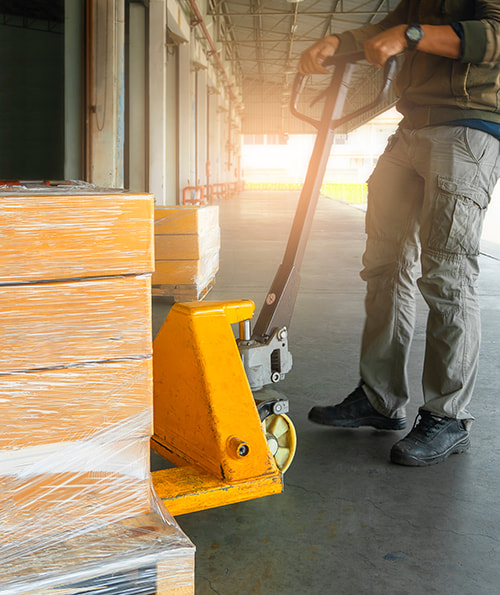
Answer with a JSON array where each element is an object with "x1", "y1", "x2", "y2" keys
[
  {"x1": 0, "y1": 183, "x2": 194, "y2": 595},
  {"x1": 153, "y1": 205, "x2": 220, "y2": 300}
]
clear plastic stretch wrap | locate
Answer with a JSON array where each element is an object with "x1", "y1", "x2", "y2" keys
[
  {"x1": 0, "y1": 184, "x2": 195, "y2": 595},
  {"x1": 1, "y1": 488, "x2": 195, "y2": 595},
  {"x1": 0, "y1": 184, "x2": 154, "y2": 282},
  {"x1": 152, "y1": 206, "x2": 220, "y2": 299}
]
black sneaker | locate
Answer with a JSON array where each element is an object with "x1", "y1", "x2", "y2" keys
[
  {"x1": 308, "y1": 386, "x2": 406, "y2": 430},
  {"x1": 390, "y1": 410, "x2": 470, "y2": 467}
]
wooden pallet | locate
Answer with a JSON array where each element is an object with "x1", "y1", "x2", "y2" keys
[
  {"x1": 0, "y1": 510, "x2": 194, "y2": 595},
  {"x1": 152, "y1": 278, "x2": 215, "y2": 302}
]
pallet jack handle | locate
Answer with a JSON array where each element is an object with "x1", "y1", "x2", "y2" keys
[
  {"x1": 290, "y1": 52, "x2": 398, "y2": 131},
  {"x1": 251, "y1": 53, "x2": 398, "y2": 342}
]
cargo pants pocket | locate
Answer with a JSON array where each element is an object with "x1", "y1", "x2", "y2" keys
[{"x1": 427, "y1": 175, "x2": 490, "y2": 256}]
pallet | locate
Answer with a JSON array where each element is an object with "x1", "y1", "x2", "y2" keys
[
  {"x1": 152, "y1": 278, "x2": 215, "y2": 302},
  {"x1": 0, "y1": 510, "x2": 194, "y2": 595}
]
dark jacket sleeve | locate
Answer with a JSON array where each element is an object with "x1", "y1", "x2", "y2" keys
[{"x1": 460, "y1": 0, "x2": 500, "y2": 63}]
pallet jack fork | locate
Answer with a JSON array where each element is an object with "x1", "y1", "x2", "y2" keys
[{"x1": 151, "y1": 54, "x2": 397, "y2": 516}]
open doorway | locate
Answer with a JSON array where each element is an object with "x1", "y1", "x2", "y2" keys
[{"x1": 0, "y1": 0, "x2": 85, "y2": 181}]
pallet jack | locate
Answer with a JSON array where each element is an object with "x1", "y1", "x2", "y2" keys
[{"x1": 151, "y1": 53, "x2": 397, "y2": 515}]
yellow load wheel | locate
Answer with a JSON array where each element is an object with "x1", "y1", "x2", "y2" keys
[{"x1": 262, "y1": 413, "x2": 297, "y2": 473}]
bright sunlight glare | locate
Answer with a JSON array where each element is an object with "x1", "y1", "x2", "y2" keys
[
  {"x1": 241, "y1": 107, "x2": 401, "y2": 187},
  {"x1": 241, "y1": 107, "x2": 500, "y2": 248}
]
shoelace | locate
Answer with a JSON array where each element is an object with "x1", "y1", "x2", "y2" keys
[{"x1": 413, "y1": 412, "x2": 447, "y2": 438}]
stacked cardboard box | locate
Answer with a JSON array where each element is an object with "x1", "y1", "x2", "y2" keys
[
  {"x1": 0, "y1": 189, "x2": 155, "y2": 552},
  {"x1": 0, "y1": 186, "x2": 195, "y2": 593},
  {"x1": 152, "y1": 205, "x2": 220, "y2": 300}
]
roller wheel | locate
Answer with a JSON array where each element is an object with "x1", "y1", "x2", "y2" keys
[{"x1": 262, "y1": 413, "x2": 297, "y2": 473}]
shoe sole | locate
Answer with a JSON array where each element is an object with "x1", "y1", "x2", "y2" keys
[
  {"x1": 390, "y1": 436, "x2": 471, "y2": 467},
  {"x1": 308, "y1": 413, "x2": 406, "y2": 431}
]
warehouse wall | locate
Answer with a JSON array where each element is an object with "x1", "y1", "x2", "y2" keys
[
  {"x1": 92, "y1": 0, "x2": 242, "y2": 204},
  {"x1": 0, "y1": 0, "x2": 243, "y2": 205}
]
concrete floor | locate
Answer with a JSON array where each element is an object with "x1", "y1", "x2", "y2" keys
[{"x1": 152, "y1": 191, "x2": 500, "y2": 595}]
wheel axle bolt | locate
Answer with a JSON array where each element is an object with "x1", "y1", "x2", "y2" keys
[{"x1": 227, "y1": 436, "x2": 250, "y2": 459}]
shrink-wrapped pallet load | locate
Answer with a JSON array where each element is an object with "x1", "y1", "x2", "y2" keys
[
  {"x1": 1, "y1": 491, "x2": 195, "y2": 595},
  {"x1": 152, "y1": 205, "x2": 220, "y2": 300},
  {"x1": 0, "y1": 183, "x2": 194, "y2": 595}
]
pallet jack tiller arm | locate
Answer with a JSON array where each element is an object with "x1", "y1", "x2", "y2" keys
[{"x1": 238, "y1": 53, "x2": 398, "y2": 393}]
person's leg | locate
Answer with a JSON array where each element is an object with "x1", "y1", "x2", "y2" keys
[
  {"x1": 414, "y1": 126, "x2": 500, "y2": 419},
  {"x1": 359, "y1": 130, "x2": 423, "y2": 420},
  {"x1": 391, "y1": 126, "x2": 500, "y2": 465},
  {"x1": 309, "y1": 130, "x2": 424, "y2": 429}
]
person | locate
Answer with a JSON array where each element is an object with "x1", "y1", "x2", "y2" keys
[{"x1": 298, "y1": 0, "x2": 500, "y2": 466}]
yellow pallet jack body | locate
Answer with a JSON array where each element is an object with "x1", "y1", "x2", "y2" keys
[{"x1": 151, "y1": 300, "x2": 295, "y2": 515}]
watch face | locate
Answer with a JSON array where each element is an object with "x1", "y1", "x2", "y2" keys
[
  {"x1": 406, "y1": 25, "x2": 423, "y2": 45},
  {"x1": 407, "y1": 28, "x2": 421, "y2": 41}
]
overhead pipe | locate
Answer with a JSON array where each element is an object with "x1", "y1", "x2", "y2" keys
[{"x1": 186, "y1": 0, "x2": 241, "y2": 107}]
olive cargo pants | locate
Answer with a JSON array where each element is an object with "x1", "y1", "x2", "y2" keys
[{"x1": 360, "y1": 125, "x2": 500, "y2": 421}]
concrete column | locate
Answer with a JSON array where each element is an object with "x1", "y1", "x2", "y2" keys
[
  {"x1": 197, "y1": 68, "x2": 208, "y2": 186},
  {"x1": 214, "y1": 88, "x2": 224, "y2": 183},
  {"x1": 127, "y1": 1, "x2": 147, "y2": 193},
  {"x1": 164, "y1": 47, "x2": 178, "y2": 206},
  {"x1": 148, "y1": 0, "x2": 168, "y2": 204},
  {"x1": 177, "y1": 41, "x2": 192, "y2": 202},
  {"x1": 65, "y1": 0, "x2": 84, "y2": 180},
  {"x1": 88, "y1": 0, "x2": 125, "y2": 187}
]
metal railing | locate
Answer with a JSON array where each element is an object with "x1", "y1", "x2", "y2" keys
[{"x1": 181, "y1": 181, "x2": 245, "y2": 205}]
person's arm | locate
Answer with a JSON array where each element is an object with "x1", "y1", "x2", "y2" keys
[
  {"x1": 364, "y1": 24, "x2": 461, "y2": 67},
  {"x1": 298, "y1": 23, "x2": 462, "y2": 74},
  {"x1": 460, "y1": 0, "x2": 500, "y2": 63},
  {"x1": 298, "y1": 36, "x2": 340, "y2": 74},
  {"x1": 298, "y1": 0, "x2": 410, "y2": 74}
]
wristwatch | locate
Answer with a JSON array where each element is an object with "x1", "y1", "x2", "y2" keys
[{"x1": 405, "y1": 24, "x2": 424, "y2": 51}]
